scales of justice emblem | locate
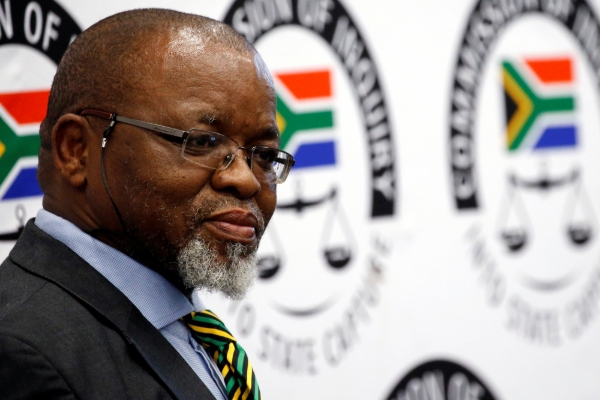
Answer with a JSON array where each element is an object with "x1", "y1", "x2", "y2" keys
[
  {"x1": 493, "y1": 56, "x2": 597, "y2": 291},
  {"x1": 254, "y1": 69, "x2": 357, "y2": 306}
]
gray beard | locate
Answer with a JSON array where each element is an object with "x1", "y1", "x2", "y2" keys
[{"x1": 177, "y1": 236, "x2": 258, "y2": 300}]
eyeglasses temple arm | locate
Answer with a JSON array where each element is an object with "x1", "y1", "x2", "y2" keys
[
  {"x1": 116, "y1": 115, "x2": 186, "y2": 138},
  {"x1": 80, "y1": 109, "x2": 186, "y2": 139}
]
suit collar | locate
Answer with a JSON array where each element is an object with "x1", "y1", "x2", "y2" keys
[
  {"x1": 9, "y1": 220, "x2": 216, "y2": 400},
  {"x1": 35, "y1": 209, "x2": 195, "y2": 330}
]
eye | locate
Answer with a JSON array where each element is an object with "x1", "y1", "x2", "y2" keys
[
  {"x1": 253, "y1": 148, "x2": 279, "y2": 168},
  {"x1": 184, "y1": 131, "x2": 225, "y2": 156},
  {"x1": 189, "y1": 133, "x2": 218, "y2": 147}
]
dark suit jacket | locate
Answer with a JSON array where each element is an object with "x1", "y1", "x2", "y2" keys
[{"x1": 0, "y1": 220, "x2": 216, "y2": 400}]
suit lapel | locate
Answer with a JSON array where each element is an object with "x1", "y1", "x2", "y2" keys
[{"x1": 9, "y1": 221, "x2": 216, "y2": 400}]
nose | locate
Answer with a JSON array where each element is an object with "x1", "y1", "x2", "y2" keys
[
  {"x1": 211, "y1": 149, "x2": 261, "y2": 199},
  {"x1": 221, "y1": 147, "x2": 253, "y2": 170}
]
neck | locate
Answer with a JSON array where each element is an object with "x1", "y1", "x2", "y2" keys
[{"x1": 42, "y1": 194, "x2": 190, "y2": 295}]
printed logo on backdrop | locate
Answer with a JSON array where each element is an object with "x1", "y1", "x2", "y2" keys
[
  {"x1": 450, "y1": 0, "x2": 600, "y2": 346},
  {"x1": 222, "y1": 0, "x2": 396, "y2": 374},
  {"x1": 0, "y1": 1, "x2": 80, "y2": 241},
  {"x1": 386, "y1": 360, "x2": 497, "y2": 400}
]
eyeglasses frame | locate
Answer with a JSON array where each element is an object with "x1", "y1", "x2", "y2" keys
[{"x1": 80, "y1": 109, "x2": 295, "y2": 184}]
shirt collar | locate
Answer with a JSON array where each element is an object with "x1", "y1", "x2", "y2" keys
[{"x1": 35, "y1": 209, "x2": 195, "y2": 329}]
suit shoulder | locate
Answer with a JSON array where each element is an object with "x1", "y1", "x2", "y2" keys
[
  {"x1": 0, "y1": 257, "x2": 49, "y2": 322},
  {"x1": 0, "y1": 257, "x2": 97, "y2": 346},
  {"x1": 0, "y1": 334, "x2": 75, "y2": 399}
]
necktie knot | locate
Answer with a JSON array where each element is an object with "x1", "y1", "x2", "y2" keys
[
  {"x1": 183, "y1": 309, "x2": 262, "y2": 400},
  {"x1": 183, "y1": 310, "x2": 237, "y2": 350}
]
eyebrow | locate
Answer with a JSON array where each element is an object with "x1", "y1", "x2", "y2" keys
[
  {"x1": 261, "y1": 126, "x2": 280, "y2": 142},
  {"x1": 196, "y1": 112, "x2": 280, "y2": 142},
  {"x1": 198, "y1": 113, "x2": 220, "y2": 126}
]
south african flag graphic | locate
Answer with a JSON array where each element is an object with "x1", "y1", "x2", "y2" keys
[
  {"x1": 275, "y1": 69, "x2": 335, "y2": 169},
  {"x1": 502, "y1": 57, "x2": 577, "y2": 151},
  {"x1": 0, "y1": 90, "x2": 45, "y2": 199}
]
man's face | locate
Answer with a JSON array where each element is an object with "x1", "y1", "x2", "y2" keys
[{"x1": 91, "y1": 36, "x2": 278, "y2": 297}]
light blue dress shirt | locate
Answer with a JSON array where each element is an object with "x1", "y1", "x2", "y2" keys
[{"x1": 35, "y1": 209, "x2": 227, "y2": 400}]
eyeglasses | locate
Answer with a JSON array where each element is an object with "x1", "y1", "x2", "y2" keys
[{"x1": 81, "y1": 109, "x2": 295, "y2": 184}]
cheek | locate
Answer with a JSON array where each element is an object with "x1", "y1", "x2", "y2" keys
[
  {"x1": 120, "y1": 139, "x2": 201, "y2": 204},
  {"x1": 258, "y1": 184, "x2": 277, "y2": 225},
  {"x1": 121, "y1": 169, "x2": 214, "y2": 261},
  {"x1": 117, "y1": 150, "x2": 210, "y2": 232},
  {"x1": 129, "y1": 171, "x2": 210, "y2": 220}
]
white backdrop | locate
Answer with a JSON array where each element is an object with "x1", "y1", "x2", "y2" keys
[{"x1": 1, "y1": 0, "x2": 600, "y2": 399}]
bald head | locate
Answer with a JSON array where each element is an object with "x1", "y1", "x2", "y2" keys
[
  {"x1": 37, "y1": 8, "x2": 265, "y2": 194},
  {"x1": 40, "y1": 9, "x2": 254, "y2": 149}
]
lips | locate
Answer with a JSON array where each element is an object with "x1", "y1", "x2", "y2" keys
[{"x1": 203, "y1": 209, "x2": 260, "y2": 244}]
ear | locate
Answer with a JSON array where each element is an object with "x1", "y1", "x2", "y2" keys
[{"x1": 51, "y1": 113, "x2": 92, "y2": 188}]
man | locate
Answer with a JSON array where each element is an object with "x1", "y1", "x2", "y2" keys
[{"x1": 0, "y1": 8, "x2": 294, "y2": 400}]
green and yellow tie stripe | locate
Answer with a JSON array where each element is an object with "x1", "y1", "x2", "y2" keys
[{"x1": 183, "y1": 310, "x2": 261, "y2": 400}]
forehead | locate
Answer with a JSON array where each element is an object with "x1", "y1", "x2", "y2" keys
[
  {"x1": 134, "y1": 38, "x2": 276, "y2": 128},
  {"x1": 164, "y1": 32, "x2": 262, "y2": 86}
]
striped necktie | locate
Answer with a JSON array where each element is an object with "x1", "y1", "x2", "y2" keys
[{"x1": 183, "y1": 310, "x2": 262, "y2": 400}]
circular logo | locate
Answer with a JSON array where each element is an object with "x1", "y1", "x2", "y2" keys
[
  {"x1": 0, "y1": 0, "x2": 80, "y2": 247},
  {"x1": 386, "y1": 360, "x2": 497, "y2": 400},
  {"x1": 214, "y1": 0, "x2": 397, "y2": 375},
  {"x1": 450, "y1": 0, "x2": 600, "y2": 345}
]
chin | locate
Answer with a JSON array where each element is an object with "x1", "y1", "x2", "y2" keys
[{"x1": 177, "y1": 237, "x2": 258, "y2": 300}]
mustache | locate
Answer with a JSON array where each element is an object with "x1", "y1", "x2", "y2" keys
[{"x1": 187, "y1": 196, "x2": 266, "y2": 238}]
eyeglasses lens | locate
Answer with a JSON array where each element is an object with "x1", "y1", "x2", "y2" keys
[{"x1": 182, "y1": 129, "x2": 292, "y2": 183}]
